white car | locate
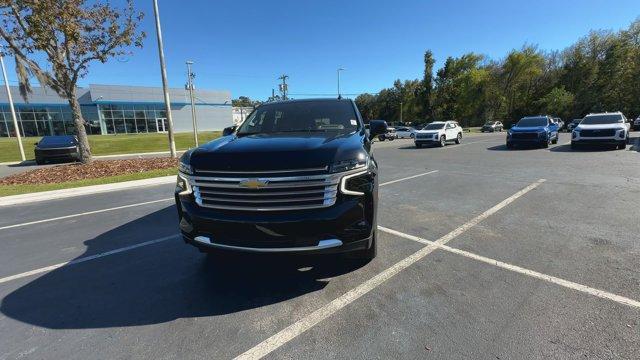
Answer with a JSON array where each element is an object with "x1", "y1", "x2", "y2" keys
[
  {"x1": 414, "y1": 121, "x2": 463, "y2": 148},
  {"x1": 395, "y1": 126, "x2": 416, "y2": 139},
  {"x1": 572, "y1": 112, "x2": 630, "y2": 150}
]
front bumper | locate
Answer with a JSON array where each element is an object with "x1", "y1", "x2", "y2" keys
[
  {"x1": 34, "y1": 147, "x2": 79, "y2": 161},
  {"x1": 507, "y1": 135, "x2": 547, "y2": 146},
  {"x1": 572, "y1": 138, "x2": 624, "y2": 145},
  {"x1": 175, "y1": 175, "x2": 377, "y2": 255}
]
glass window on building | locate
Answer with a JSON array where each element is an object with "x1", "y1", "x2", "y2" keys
[
  {"x1": 21, "y1": 121, "x2": 38, "y2": 136},
  {"x1": 146, "y1": 117, "x2": 158, "y2": 132},
  {"x1": 64, "y1": 121, "x2": 76, "y2": 135},
  {"x1": 124, "y1": 116, "x2": 136, "y2": 134},
  {"x1": 36, "y1": 120, "x2": 51, "y2": 136},
  {"x1": 20, "y1": 111, "x2": 35, "y2": 121}
]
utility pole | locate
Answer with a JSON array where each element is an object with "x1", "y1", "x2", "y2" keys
[
  {"x1": 278, "y1": 74, "x2": 289, "y2": 100},
  {"x1": 185, "y1": 60, "x2": 198, "y2": 147},
  {"x1": 337, "y1": 67, "x2": 345, "y2": 98},
  {"x1": 400, "y1": 101, "x2": 403, "y2": 123},
  {"x1": 0, "y1": 55, "x2": 25, "y2": 161},
  {"x1": 152, "y1": 0, "x2": 176, "y2": 158}
]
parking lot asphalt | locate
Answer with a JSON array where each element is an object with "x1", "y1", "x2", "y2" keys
[{"x1": 1, "y1": 131, "x2": 639, "y2": 359}]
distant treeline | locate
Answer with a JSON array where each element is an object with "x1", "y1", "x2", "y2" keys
[{"x1": 355, "y1": 19, "x2": 640, "y2": 127}]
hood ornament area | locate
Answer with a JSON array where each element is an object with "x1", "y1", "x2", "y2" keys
[{"x1": 239, "y1": 178, "x2": 269, "y2": 189}]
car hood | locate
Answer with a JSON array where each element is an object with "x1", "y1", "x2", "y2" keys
[
  {"x1": 36, "y1": 140, "x2": 78, "y2": 148},
  {"x1": 185, "y1": 131, "x2": 367, "y2": 171},
  {"x1": 509, "y1": 126, "x2": 547, "y2": 132},
  {"x1": 575, "y1": 124, "x2": 625, "y2": 131}
]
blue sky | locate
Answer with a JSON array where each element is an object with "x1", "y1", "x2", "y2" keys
[{"x1": 3, "y1": 0, "x2": 639, "y2": 100}]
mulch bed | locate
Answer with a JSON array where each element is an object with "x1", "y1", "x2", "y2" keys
[{"x1": 0, "y1": 157, "x2": 178, "y2": 186}]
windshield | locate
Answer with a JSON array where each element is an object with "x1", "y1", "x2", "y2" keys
[
  {"x1": 581, "y1": 115, "x2": 623, "y2": 125},
  {"x1": 38, "y1": 136, "x2": 76, "y2": 146},
  {"x1": 484, "y1": 122, "x2": 496, "y2": 126},
  {"x1": 236, "y1": 100, "x2": 359, "y2": 135},
  {"x1": 423, "y1": 123, "x2": 445, "y2": 130},
  {"x1": 516, "y1": 117, "x2": 548, "y2": 127}
]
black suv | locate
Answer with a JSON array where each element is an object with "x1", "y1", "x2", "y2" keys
[{"x1": 175, "y1": 99, "x2": 387, "y2": 260}]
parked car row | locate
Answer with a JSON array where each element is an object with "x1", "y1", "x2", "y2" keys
[{"x1": 505, "y1": 112, "x2": 631, "y2": 150}]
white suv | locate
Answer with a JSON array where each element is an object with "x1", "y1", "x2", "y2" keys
[
  {"x1": 572, "y1": 112, "x2": 630, "y2": 150},
  {"x1": 415, "y1": 121, "x2": 463, "y2": 148}
]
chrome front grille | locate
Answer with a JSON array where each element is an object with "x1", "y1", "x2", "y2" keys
[{"x1": 190, "y1": 167, "x2": 342, "y2": 211}]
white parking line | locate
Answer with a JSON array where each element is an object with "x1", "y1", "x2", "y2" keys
[
  {"x1": 379, "y1": 170, "x2": 438, "y2": 187},
  {"x1": 377, "y1": 226, "x2": 640, "y2": 309},
  {"x1": 1, "y1": 170, "x2": 439, "y2": 232},
  {"x1": 0, "y1": 198, "x2": 174, "y2": 231},
  {"x1": 0, "y1": 234, "x2": 178, "y2": 285},
  {"x1": 233, "y1": 179, "x2": 544, "y2": 360}
]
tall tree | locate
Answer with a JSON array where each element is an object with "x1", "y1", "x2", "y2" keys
[
  {"x1": 0, "y1": 0, "x2": 145, "y2": 163},
  {"x1": 421, "y1": 50, "x2": 435, "y2": 119}
]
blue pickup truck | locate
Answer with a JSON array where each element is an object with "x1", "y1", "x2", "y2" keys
[{"x1": 506, "y1": 116, "x2": 559, "y2": 149}]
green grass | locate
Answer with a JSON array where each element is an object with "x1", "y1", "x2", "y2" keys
[
  {"x1": 0, "y1": 167, "x2": 177, "y2": 197},
  {"x1": 0, "y1": 131, "x2": 221, "y2": 163}
]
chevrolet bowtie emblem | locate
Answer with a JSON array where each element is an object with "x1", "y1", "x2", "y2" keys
[{"x1": 239, "y1": 178, "x2": 269, "y2": 189}]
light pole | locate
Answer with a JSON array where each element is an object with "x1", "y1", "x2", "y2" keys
[
  {"x1": 186, "y1": 60, "x2": 198, "y2": 147},
  {"x1": 400, "y1": 101, "x2": 403, "y2": 123},
  {"x1": 0, "y1": 55, "x2": 25, "y2": 161},
  {"x1": 152, "y1": 0, "x2": 176, "y2": 158},
  {"x1": 337, "y1": 67, "x2": 345, "y2": 98}
]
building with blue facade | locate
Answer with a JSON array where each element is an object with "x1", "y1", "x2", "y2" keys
[{"x1": 0, "y1": 84, "x2": 231, "y2": 137}]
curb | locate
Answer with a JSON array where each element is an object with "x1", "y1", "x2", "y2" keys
[
  {"x1": 0, "y1": 175, "x2": 176, "y2": 207},
  {"x1": 0, "y1": 150, "x2": 187, "y2": 166}
]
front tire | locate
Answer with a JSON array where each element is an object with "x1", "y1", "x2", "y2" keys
[
  {"x1": 35, "y1": 157, "x2": 45, "y2": 165},
  {"x1": 455, "y1": 133, "x2": 462, "y2": 144},
  {"x1": 415, "y1": 143, "x2": 422, "y2": 148},
  {"x1": 439, "y1": 135, "x2": 446, "y2": 147},
  {"x1": 410, "y1": 133, "x2": 415, "y2": 139},
  {"x1": 618, "y1": 141, "x2": 626, "y2": 150},
  {"x1": 506, "y1": 142, "x2": 514, "y2": 149}
]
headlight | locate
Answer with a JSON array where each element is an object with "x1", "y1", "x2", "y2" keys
[
  {"x1": 572, "y1": 131, "x2": 578, "y2": 139},
  {"x1": 178, "y1": 161, "x2": 192, "y2": 175},
  {"x1": 340, "y1": 170, "x2": 371, "y2": 196},
  {"x1": 618, "y1": 129, "x2": 626, "y2": 137},
  {"x1": 330, "y1": 153, "x2": 369, "y2": 173},
  {"x1": 176, "y1": 173, "x2": 192, "y2": 195}
]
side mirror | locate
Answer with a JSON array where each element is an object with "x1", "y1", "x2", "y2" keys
[
  {"x1": 222, "y1": 126, "x2": 237, "y2": 136},
  {"x1": 368, "y1": 120, "x2": 388, "y2": 140}
]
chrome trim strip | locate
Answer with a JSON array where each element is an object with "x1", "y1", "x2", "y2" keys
[
  {"x1": 193, "y1": 201, "x2": 335, "y2": 211},
  {"x1": 35, "y1": 146, "x2": 77, "y2": 150},
  {"x1": 192, "y1": 181, "x2": 337, "y2": 189},
  {"x1": 195, "y1": 166, "x2": 328, "y2": 175},
  {"x1": 190, "y1": 173, "x2": 340, "y2": 182},
  {"x1": 193, "y1": 236, "x2": 342, "y2": 252},
  {"x1": 197, "y1": 195, "x2": 334, "y2": 204},
  {"x1": 197, "y1": 188, "x2": 337, "y2": 197}
]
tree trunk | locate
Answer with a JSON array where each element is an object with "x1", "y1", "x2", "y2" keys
[{"x1": 67, "y1": 87, "x2": 92, "y2": 163}]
